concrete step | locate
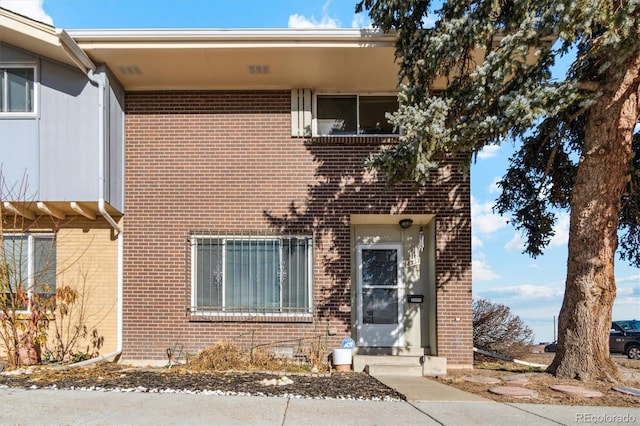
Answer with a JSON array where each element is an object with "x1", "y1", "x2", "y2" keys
[
  {"x1": 354, "y1": 355, "x2": 423, "y2": 377},
  {"x1": 353, "y1": 354, "x2": 422, "y2": 372},
  {"x1": 365, "y1": 364, "x2": 424, "y2": 376},
  {"x1": 353, "y1": 354, "x2": 447, "y2": 377}
]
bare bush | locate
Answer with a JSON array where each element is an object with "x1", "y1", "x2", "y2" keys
[
  {"x1": 188, "y1": 338, "x2": 330, "y2": 373},
  {"x1": 473, "y1": 298, "x2": 534, "y2": 359},
  {"x1": 45, "y1": 284, "x2": 104, "y2": 363},
  {"x1": 1, "y1": 171, "x2": 103, "y2": 367},
  {"x1": 0, "y1": 180, "x2": 57, "y2": 366}
]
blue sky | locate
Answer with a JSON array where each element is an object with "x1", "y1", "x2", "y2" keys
[{"x1": 3, "y1": 0, "x2": 638, "y2": 343}]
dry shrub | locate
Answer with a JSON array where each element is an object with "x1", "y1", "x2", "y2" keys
[
  {"x1": 188, "y1": 339, "x2": 329, "y2": 372},
  {"x1": 299, "y1": 336, "x2": 329, "y2": 372},
  {"x1": 473, "y1": 298, "x2": 534, "y2": 359},
  {"x1": 188, "y1": 340, "x2": 249, "y2": 370},
  {"x1": 249, "y1": 347, "x2": 295, "y2": 371}
]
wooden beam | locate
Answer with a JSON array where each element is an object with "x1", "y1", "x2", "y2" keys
[
  {"x1": 2, "y1": 202, "x2": 36, "y2": 220},
  {"x1": 36, "y1": 202, "x2": 66, "y2": 220},
  {"x1": 70, "y1": 202, "x2": 96, "y2": 220}
]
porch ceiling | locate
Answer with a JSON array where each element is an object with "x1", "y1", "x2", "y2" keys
[{"x1": 351, "y1": 214, "x2": 436, "y2": 227}]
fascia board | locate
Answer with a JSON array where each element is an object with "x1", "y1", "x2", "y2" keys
[
  {"x1": 67, "y1": 28, "x2": 397, "y2": 47},
  {"x1": 0, "y1": 7, "x2": 59, "y2": 46}
]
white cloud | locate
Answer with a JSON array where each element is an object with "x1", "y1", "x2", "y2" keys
[
  {"x1": 288, "y1": 13, "x2": 339, "y2": 28},
  {"x1": 549, "y1": 211, "x2": 570, "y2": 247},
  {"x1": 472, "y1": 235, "x2": 483, "y2": 249},
  {"x1": 617, "y1": 275, "x2": 640, "y2": 284},
  {"x1": 477, "y1": 143, "x2": 500, "y2": 159},
  {"x1": 616, "y1": 287, "x2": 636, "y2": 297},
  {"x1": 502, "y1": 211, "x2": 568, "y2": 253},
  {"x1": 488, "y1": 177, "x2": 501, "y2": 194},
  {"x1": 504, "y1": 232, "x2": 525, "y2": 252},
  {"x1": 475, "y1": 283, "x2": 565, "y2": 342},
  {"x1": 472, "y1": 255, "x2": 500, "y2": 281},
  {"x1": 351, "y1": 13, "x2": 372, "y2": 28},
  {"x1": 0, "y1": 0, "x2": 53, "y2": 24},
  {"x1": 288, "y1": 1, "x2": 340, "y2": 29},
  {"x1": 479, "y1": 284, "x2": 564, "y2": 301},
  {"x1": 471, "y1": 196, "x2": 507, "y2": 235}
]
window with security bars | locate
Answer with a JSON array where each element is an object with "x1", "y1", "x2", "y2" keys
[{"x1": 189, "y1": 233, "x2": 313, "y2": 316}]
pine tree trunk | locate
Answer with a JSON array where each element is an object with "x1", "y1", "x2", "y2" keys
[{"x1": 547, "y1": 54, "x2": 640, "y2": 381}]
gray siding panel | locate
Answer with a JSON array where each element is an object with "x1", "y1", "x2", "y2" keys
[
  {"x1": 0, "y1": 44, "x2": 40, "y2": 198},
  {"x1": 39, "y1": 59, "x2": 98, "y2": 201},
  {"x1": 0, "y1": 120, "x2": 39, "y2": 198},
  {"x1": 1, "y1": 44, "x2": 124, "y2": 213}
]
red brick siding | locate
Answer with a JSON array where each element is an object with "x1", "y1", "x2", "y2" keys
[{"x1": 124, "y1": 90, "x2": 472, "y2": 365}]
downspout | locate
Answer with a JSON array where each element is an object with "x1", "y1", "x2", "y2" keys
[
  {"x1": 81, "y1": 69, "x2": 124, "y2": 365},
  {"x1": 58, "y1": 29, "x2": 123, "y2": 364}
]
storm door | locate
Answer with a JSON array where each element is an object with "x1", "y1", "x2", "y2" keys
[{"x1": 356, "y1": 244, "x2": 404, "y2": 347}]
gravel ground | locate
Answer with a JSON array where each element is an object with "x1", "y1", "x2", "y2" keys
[{"x1": 0, "y1": 363, "x2": 405, "y2": 401}]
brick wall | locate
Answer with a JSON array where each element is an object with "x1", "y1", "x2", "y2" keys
[
  {"x1": 56, "y1": 221, "x2": 119, "y2": 355},
  {"x1": 124, "y1": 90, "x2": 472, "y2": 366}
]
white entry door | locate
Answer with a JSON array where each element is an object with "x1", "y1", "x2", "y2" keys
[{"x1": 356, "y1": 244, "x2": 404, "y2": 347}]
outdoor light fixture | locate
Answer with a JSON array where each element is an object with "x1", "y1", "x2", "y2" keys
[{"x1": 399, "y1": 218, "x2": 413, "y2": 229}]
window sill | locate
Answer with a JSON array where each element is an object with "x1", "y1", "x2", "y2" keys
[
  {"x1": 0, "y1": 113, "x2": 38, "y2": 119},
  {"x1": 308, "y1": 135, "x2": 399, "y2": 145},
  {"x1": 188, "y1": 312, "x2": 314, "y2": 323}
]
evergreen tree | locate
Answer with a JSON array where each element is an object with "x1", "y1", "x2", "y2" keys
[{"x1": 357, "y1": 0, "x2": 640, "y2": 380}]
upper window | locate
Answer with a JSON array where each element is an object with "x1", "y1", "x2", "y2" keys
[
  {"x1": 0, "y1": 66, "x2": 36, "y2": 114},
  {"x1": 190, "y1": 233, "x2": 313, "y2": 316},
  {"x1": 1, "y1": 234, "x2": 56, "y2": 312},
  {"x1": 315, "y1": 94, "x2": 398, "y2": 136}
]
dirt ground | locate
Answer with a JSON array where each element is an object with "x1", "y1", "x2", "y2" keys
[
  {"x1": 434, "y1": 349, "x2": 640, "y2": 407},
  {"x1": 1, "y1": 348, "x2": 639, "y2": 406}
]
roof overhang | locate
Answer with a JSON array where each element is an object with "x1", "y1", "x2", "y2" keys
[
  {"x1": 67, "y1": 28, "x2": 403, "y2": 92},
  {"x1": 0, "y1": 7, "x2": 95, "y2": 73}
]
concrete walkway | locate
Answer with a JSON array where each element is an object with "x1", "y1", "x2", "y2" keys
[
  {"x1": 373, "y1": 374, "x2": 490, "y2": 402},
  {"x1": 2, "y1": 378, "x2": 639, "y2": 425}
]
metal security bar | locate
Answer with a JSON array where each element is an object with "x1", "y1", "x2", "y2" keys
[{"x1": 187, "y1": 231, "x2": 313, "y2": 317}]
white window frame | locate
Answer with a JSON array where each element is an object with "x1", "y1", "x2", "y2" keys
[
  {"x1": 2, "y1": 233, "x2": 56, "y2": 313},
  {"x1": 0, "y1": 63, "x2": 38, "y2": 117},
  {"x1": 190, "y1": 234, "x2": 313, "y2": 317},
  {"x1": 312, "y1": 93, "x2": 399, "y2": 137}
]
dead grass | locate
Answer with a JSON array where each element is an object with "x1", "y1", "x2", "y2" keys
[{"x1": 434, "y1": 352, "x2": 640, "y2": 407}]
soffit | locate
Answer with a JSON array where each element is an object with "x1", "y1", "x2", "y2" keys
[{"x1": 68, "y1": 29, "x2": 408, "y2": 92}]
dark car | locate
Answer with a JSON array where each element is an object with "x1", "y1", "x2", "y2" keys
[
  {"x1": 610, "y1": 320, "x2": 640, "y2": 360},
  {"x1": 544, "y1": 320, "x2": 640, "y2": 359},
  {"x1": 544, "y1": 341, "x2": 557, "y2": 352}
]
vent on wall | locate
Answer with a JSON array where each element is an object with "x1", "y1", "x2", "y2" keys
[
  {"x1": 248, "y1": 64, "x2": 270, "y2": 75},
  {"x1": 118, "y1": 65, "x2": 142, "y2": 75}
]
